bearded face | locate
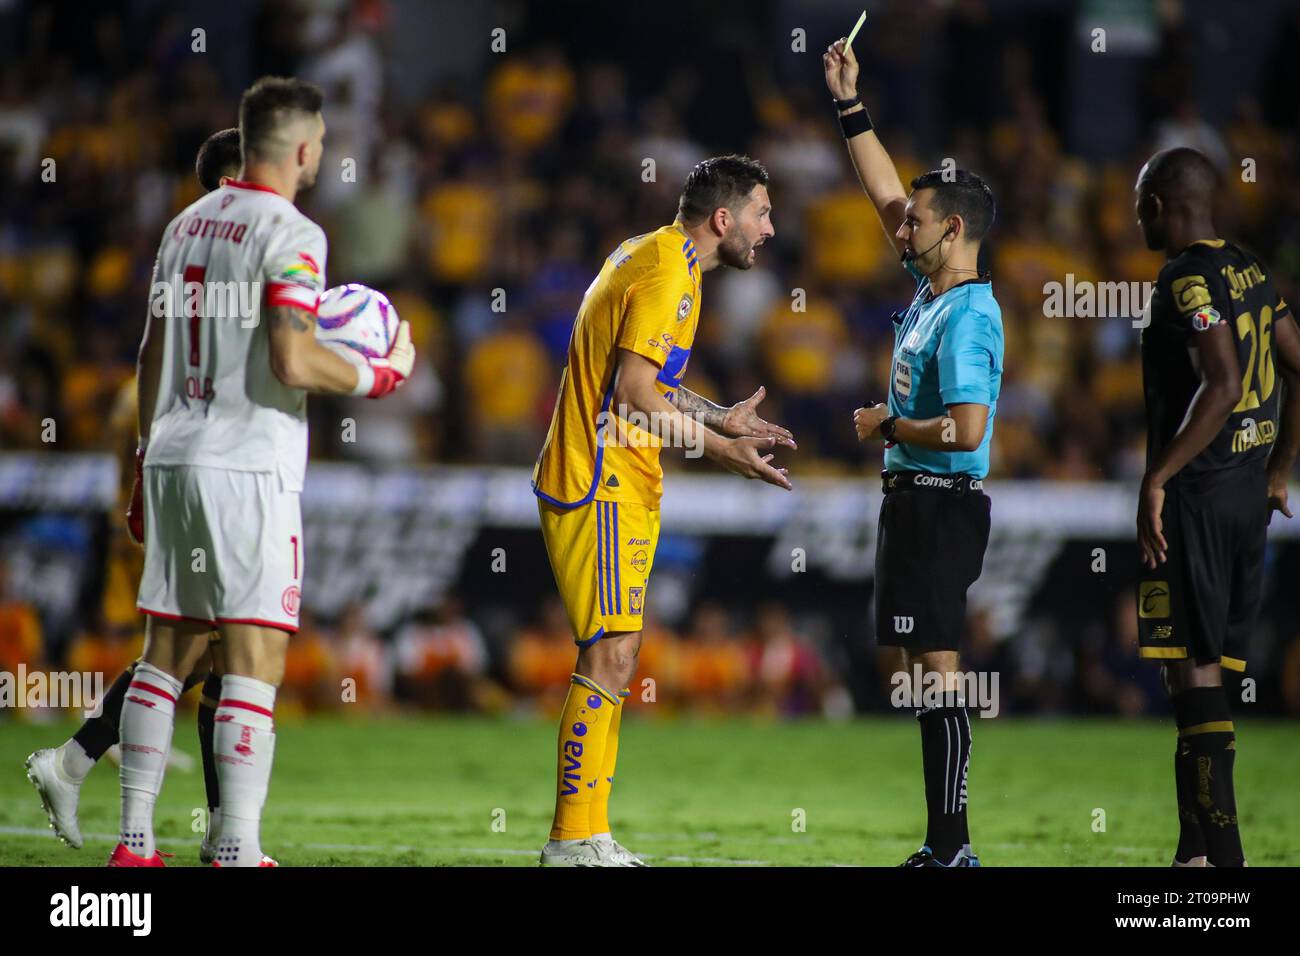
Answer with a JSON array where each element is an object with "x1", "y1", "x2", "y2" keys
[{"x1": 717, "y1": 227, "x2": 757, "y2": 270}]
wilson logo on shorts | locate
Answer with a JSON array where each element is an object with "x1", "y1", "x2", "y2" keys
[
  {"x1": 1139, "y1": 581, "x2": 1170, "y2": 618},
  {"x1": 893, "y1": 616, "x2": 914, "y2": 634},
  {"x1": 629, "y1": 587, "x2": 644, "y2": 615},
  {"x1": 281, "y1": 585, "x2": 302, "y2": 617}
]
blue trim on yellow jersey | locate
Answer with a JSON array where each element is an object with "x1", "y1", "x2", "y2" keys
[
  {"x1": 612, "y1": 503, "x2": 621, "y2": 613},
  {"x1": 596, "y1": 502, "x2": 607, "y2": 615},
  {"x1": 604, "y1": 502, "x2": 615, "y2": 615},
  {"x1": 656, "y1": 344, "x2": 692, "y2": 389},
  {"x1": 576, "y1": 626, "x2": 606, "y2": 649},
  {"x1": 531, "y1": 372, "x2": 617, "y2": 509}
]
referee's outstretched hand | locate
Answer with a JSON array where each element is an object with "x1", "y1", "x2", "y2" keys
[
  {"x1": 720, "y1": 435, "x2": 792, "y2": 491},
  {"x1": 823, "y1": 38, "x2": 859, "y2": 101}
]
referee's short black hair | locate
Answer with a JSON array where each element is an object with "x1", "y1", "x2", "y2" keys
[
  {"x1": 910, "y1": 168, "x2": 996, "y2": 243},
  {"x1": 678, "y1": 154, "x2": 769, "y2": 226},
  {"x1": 195, "y1": 128, "x2": 242, "y2": 192}
]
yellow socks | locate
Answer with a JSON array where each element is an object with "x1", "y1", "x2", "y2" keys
[
  {"x1": 589, "y1": 688, "x2": 629, "y2": 836},
  {"x1": 550, "y1": 675, "x2": 621, "y2": 841}
]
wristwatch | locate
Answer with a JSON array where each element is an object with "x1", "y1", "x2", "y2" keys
[{"x1": 879, "y1": 416, "x2": 898, "y2": 441}]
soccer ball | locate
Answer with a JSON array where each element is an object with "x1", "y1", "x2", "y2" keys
[{"x1": 315, "y1": 284, "x2": 399, "y2": 362}]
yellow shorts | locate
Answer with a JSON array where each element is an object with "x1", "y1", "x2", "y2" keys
[{"x1": 538, "y1": 498, "x2": 660, "y2": 646}]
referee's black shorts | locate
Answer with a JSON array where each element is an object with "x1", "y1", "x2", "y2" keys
[
  {"x1": 874, "y1": 471, "x2": 991, "y2": 653},
  {"x1": 1137, "y1": 465, "x2": 1267, "y2": 671}
]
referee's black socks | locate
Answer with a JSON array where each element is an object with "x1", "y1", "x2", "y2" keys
[
  {"x1": 1172, "y1": 687, "x2": 1244, "y2": 866},
  {"x1": 916, "y1": 692, "x2": 972, "y2": 864}
]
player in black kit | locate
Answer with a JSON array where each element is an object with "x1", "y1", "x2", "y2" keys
[{"x1": 1135, "y1": 146, "x2": 1300, "y2": 867}]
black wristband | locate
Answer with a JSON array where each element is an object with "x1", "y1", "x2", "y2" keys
[
  {"x1": 879, "y1": 415, "x2": 898, "y2": 441},
  {"x1": 839, "y1": 106, "x2": 874, "y2": 139},
  {"x1": 833, "y1": 95, "x2": 861, "y2": 110}
]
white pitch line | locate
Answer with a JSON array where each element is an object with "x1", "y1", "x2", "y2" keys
[
  {"x1": 2, "y1": 825, "x2": 1161, "y2": 863},
  {"x1": 0, "y1": 825, "x2": 774, "y2": 866}
]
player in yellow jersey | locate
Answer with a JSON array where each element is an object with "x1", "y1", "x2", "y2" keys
[{"x1": 532, "y1": 155, "x2": 795, "y2": 866}]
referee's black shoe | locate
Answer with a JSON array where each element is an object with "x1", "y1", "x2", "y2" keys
[{"x1": 899, "y1": 845, "x2": 981, "y2": 867}]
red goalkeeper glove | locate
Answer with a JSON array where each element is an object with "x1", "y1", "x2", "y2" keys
[
  {"x1": 351, "y1": 320, "x2": 415, "y2": 399},
  {"x1": 126, "y1": 446, "x2": 145, "y2": 545}
]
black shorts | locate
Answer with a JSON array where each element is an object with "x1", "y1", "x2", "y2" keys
[
  {"x1": 1137, "y1": 466, "x2": 1267, "y2": 671},
  {"x1": 874, "y1": 473, "x2": 991, "y2": 653}
]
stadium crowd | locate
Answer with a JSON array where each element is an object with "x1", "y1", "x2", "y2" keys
[{"x1": 3, "y1": 0, "x2": 1300, "y2": 717}]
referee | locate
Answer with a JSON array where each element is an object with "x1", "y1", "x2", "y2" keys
[{"x1": 825, "y1": 38, "x2": 1004, "y2": 867}]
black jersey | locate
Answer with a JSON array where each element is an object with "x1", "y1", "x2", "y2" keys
[{"x1": 1142, "y1": 239, "x2": 1292, "y2": 479}]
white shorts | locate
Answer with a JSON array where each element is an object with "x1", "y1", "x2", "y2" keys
[{"x1": 136, "y1": 464, "x2": 303, "y2": 633}]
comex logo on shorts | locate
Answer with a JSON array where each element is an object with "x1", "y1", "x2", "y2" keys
[{"x1": 50, "y1": 886, "x2": 151, "y2": 936}]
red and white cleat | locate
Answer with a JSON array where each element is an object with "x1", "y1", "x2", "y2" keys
[
  {"x1": 107, "y1": 843, "x2": 167, "y2": 867},
  {"x1": 212, "y1": 855, "x2": 278, "y2": 868}
]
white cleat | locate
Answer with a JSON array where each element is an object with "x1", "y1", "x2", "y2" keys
[
  {"x1": 539, "y1": 838, "x2": 625, "y2": 867},
  {"x1": 24, "y1": 749, "x2": 84, "y2": 849},
  {"x1": 592, "y1": 834, "x2": 649, "y2": 866}
]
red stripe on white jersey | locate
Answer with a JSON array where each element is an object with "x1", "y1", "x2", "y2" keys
[
  {"x1": 266, "y1": 283, "x2": 319, "y2": 312},
  {"x1": 138, "y1": 606, "x2": 218, "y2": 626},
  {"x1": 214, "y1": 616, "x2": 299, "y2": 634},
  {"x1": 224, "y1": 179, "x2": 282, "y2": 196}
]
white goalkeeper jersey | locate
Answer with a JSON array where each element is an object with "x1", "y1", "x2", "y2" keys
[{"x1": 143, "y1": 180, "x2": 328, "y2": 491}]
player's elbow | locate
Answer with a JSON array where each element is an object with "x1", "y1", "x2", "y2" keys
[
  {"x1": 613, "y1": 372, "x2": 657, "y2": 416},
  {"x1": 270, "y1": 346, "x2": 310, "y2": 390},
  {"x1": 1212, "y1": 379, "x2": 1243, "y2": 416}
]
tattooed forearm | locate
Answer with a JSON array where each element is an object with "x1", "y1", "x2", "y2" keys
[
  {"x1": 673, "y1": 387, "x2": 729, "y2": 429},
  {"x1": 266, "y1": 305, "x2": 315, "y2": 333}
]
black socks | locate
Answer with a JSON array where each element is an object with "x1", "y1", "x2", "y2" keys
[
  {"x1": 1172, "y1": 686, "x2": 1244, "y2": 867},
  {"x1": 917, "y1": 692, "x2": 972, "y2": 863}
]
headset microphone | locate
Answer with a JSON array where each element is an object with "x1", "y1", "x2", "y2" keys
[{"x1": 900, "y1": 224, "x2": 955, "y2": 263}]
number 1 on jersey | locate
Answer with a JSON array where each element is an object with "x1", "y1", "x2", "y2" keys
[{"x1": 184, "y1": 264, "x2": 205, "y2": 367}]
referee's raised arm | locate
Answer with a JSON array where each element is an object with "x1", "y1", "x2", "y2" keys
[{"x1": 823, "y1": 37, "x2": 908, "y2": 261}]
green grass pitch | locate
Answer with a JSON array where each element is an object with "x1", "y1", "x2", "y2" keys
[{"x1": 2, "y1": 715, "x2": 1296, "y2": 866}]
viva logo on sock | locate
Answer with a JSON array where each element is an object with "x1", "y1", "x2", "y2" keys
[
  {"x1": 559, "y1": 694, "x2": 605, "y2": 796},
  {"x1": 235, "y1": 726, "x2": 254, "y2": 758},
  {"x1": 561, "y1": 738, "x2": 582, "y2": 797}
]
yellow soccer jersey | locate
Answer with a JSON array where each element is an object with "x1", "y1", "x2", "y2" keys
[{"x1": 532, "y1": 222, "x2": 702, "y2": 508}]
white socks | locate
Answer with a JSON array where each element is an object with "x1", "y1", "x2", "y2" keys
[
  {"x1": 213, "y1": 674, "x2": 277, "y2": 866},
  {"x1": 118, "y1": 661, "x2": 183, "y2": 858},
  {"x1": 58, "y1": 739, "x2": 95, "y2": 782}
]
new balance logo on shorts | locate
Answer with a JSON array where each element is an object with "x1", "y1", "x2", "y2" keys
[{"x1": 894, "y1": 616, "x2": 914, "y2": 634}]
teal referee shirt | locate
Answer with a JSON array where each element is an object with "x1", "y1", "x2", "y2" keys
[{"x1": 884, "y1": 263, "x2": 1004, "y2": 479}]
